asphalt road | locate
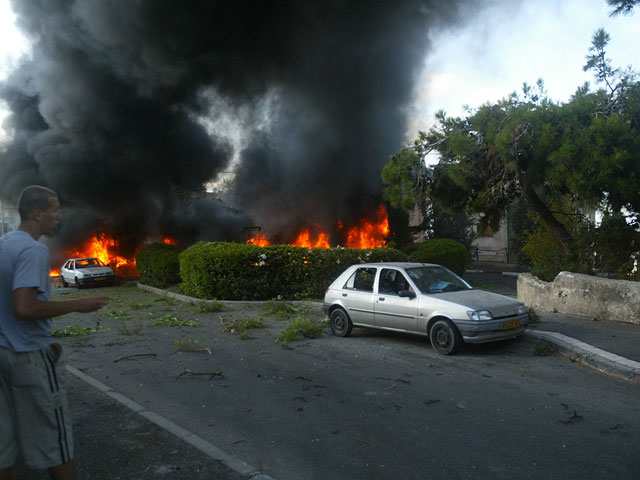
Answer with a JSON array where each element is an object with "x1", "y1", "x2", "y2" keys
[{"x1": 36, "y1": 279, "x2": 640, "y2": 480}]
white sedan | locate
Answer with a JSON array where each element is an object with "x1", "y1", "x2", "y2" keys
[{"x1": 60, "y1": 257, "x2": 115, "y2": 288}]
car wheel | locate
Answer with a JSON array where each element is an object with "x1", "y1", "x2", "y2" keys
[
  {"x1": 61, "y1": 277, "x2": 68, "y2": 287},
  {"x1": 75, "y1": 277, "x2": 82, "y2": 289},
  {"x1": 429, "y1": 319, "x2": 461, "y2": 355},
  {"x1": 330, "y1": 308, "x2": 353, "y2": 337}
]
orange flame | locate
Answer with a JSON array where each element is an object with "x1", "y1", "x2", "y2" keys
[
  {"x1": 245, "y1": 204, "x2": 389, "y2": 249},
  {"x1": 247, "y1": 233, "x2": 270, "y2": 247},
  {"x1": 162, "y1": 237, "x2": 177, "y2": 245},
  {"x1": 51, "y1": 233, "x2": 139, "y2": 277},
  {"x1": 291, "y1": 227, "x2": 330, "y2": 249},
  {"x1": 343, "y1": 204, "x2": 389, "y2": 249}
]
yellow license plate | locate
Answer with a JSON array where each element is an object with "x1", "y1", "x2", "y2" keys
[
  {"x1": 502, "y1": 320, "x2": 520, "y2": 330},
  {"x1": 95, "y1": 277, "x2": 106, "y2": 281}
]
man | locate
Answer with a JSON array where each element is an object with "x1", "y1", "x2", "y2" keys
[{"x1": 0, "y1": 186, "x2": 107, "y2": 480}]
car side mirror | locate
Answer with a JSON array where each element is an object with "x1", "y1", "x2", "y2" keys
[{"x1": 399, "y1": 290, "x2": 416, "y2": 299}]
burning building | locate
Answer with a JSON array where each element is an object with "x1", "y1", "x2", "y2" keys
[{"x1": 0, "y1": 0, "x2": 469, "y2": 270}]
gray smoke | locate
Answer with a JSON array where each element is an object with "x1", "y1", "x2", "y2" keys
[{"x1": 0, "y1": 0, "x2": 469, "y2": 258}]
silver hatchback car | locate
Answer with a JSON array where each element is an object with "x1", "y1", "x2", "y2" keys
[{"x1": 323, "y1": 262, "x2": 529, "y2": 355}]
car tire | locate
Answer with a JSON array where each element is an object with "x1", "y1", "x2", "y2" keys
[
  {"x1": 61, "y1": 277, "x2": 68, "y2": 287},
  {"x1": 330, "y1": 308, "x2": 353, "y2": 337},
  {"x1": 75, "y1": 277, "x2": 83, "y2": 289},
  {"x1": 429, "y1": 319, "x2": 461, "y2": 355}
]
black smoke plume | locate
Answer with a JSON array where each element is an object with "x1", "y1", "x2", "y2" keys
[{"x1": 0, "y1": 0, "x2": 468, "y2": 261}]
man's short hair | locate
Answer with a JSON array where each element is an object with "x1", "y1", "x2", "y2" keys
[{"x1": 17, "y1": 185, "x2": 58, "y2": 220}]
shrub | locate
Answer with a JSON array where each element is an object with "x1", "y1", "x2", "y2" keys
[
  {"x1": 410, "y1": 238, "x2": 468, "y2": 275},
  {"x1": 178, "y1": 242, "x2": 408, "y2": 300},
  {"x1": 179, "y1": 242, "x2": 275, "y2": 300},
  {"x1": 520, "y1": 224, "x2": 570, "y2": 281},
  {"x1": 136, "y1": 243, "x2": 181, "y2": 287}
]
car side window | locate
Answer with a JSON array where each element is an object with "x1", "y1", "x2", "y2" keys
[
  {"x1": 343, "y1": 268, "x2": 376, "y2": 292},
  {"x1": 379, "y1": 269, "x2": 412, "y2": 295}
]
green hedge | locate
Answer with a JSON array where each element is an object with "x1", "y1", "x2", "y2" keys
[
  {"x1": 178, "y1": 242, "x2": 408, "y2": 300},
  {"x1": 410, "y1": 238, "x2": 468, "y2": 275},
  {"x1": 135, "y1": 242, "x2": 181, "y2": 287}
]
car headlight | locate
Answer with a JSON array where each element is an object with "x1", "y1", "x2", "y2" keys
[
  {"x1": 467, "y1": 310, "x2": 493, "y2": 321},
  {"x1": 517, "y1": 304, "x2": 527, "y2": 315}
]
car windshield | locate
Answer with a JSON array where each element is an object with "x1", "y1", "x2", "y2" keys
[
  {"x1": 406, "y1": 266, "x2": 472, "y2": 294},
  {"x1": 76, "y1": 258, "x2": 104, "y2": 268}
]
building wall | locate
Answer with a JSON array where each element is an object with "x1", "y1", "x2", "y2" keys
[
  {"x1": 0, "y1": 201, "x2": 19, "y2": 235},
  {"x1": 408, "y1": 206, "x2": 518, "y2": 264},
  {"x1": 471, "y1": 217, "x2": 513, "y2": 263}
]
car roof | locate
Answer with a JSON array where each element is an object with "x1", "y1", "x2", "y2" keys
[
  {"x1": 65, "y1": 257, "x2": 100, "y2": 262},
  {"x1": 351, "y1": 262, "x2": 440, "y2": 269}
]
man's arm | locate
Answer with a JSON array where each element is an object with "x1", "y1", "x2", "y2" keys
[{"x1": 13, "y1": 287, "x2": 107, "y2": 321}]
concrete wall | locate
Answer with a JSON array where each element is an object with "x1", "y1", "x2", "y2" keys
[{"x1": 518, "y1": 272, "x2": 640, "y2": 325}]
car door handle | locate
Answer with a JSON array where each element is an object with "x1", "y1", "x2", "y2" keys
[
  {"x1": 379, "y1": 297, "x2": 385, "y2": 301},
  {"x1": 342, "y1": 293, "x2": 348, "y2": 297}
]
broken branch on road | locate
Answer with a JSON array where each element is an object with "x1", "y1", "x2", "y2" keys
[
  {"x1": 113, "y1": 353, "x2": 157, "y2": 363},
  {"x1": 175, "y1": 369, "x2": 224, "y2": 380}
]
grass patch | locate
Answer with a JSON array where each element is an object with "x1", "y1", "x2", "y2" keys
[
  {"x1": 222, "y1": 317, "x2": 264, "y2": 339},
  {"x1": 152, "y1": 314, "x2": 199, "y2": 328},
  {"x1": 534, "y1": 342, "x2": 557, "y2": 356},
  {"x1": 276, "y1": 317, "x2": 327, "y2": 343},
  {"x1": 195, "y1": 300, "x2": 225, "y2": 313},
  {"x1": 263, "y1": 299, "x2": 309, "y2": 320},
  {"x1": 173, "y1": 335, "x2": 211, "y2": 353},
  {"x1": 123, "y1": 302, "x2": 152, "y2": 310},
  {"x1": 51, "y1": 324, "x2": 101, "y2": 337}
]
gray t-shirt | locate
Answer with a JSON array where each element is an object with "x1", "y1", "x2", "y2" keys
[{"x1": 0, "y1": 230, "x2": 52, "y2": 352}]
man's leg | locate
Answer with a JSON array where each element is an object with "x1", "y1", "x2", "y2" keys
[
  {"x1": 47, "y1": 460, "x2": 77, "y2": 480},
  {"x1": 0, "y1": 349, "x2": 17, "y2": 480}
]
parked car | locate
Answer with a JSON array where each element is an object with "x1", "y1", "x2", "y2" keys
[
  {"x1": 323, "y1": 262, "x2": 529, "y2": 355},
  {"x1": 60, "y1": 257, "x2": 115, "y2": 288}
]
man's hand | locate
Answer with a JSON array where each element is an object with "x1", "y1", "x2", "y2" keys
[
  {"x1": 74, "y1": 296, "x2": 108, "y2": 313},
  {"x1": 13, "y1": 287, "x2": 108, "y2": 321}
]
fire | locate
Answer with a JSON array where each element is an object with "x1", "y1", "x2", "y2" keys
[
  {"x1": 246, "y1": 233, "x2": 270, "y2": 247},
  {"x1": 51, "y1": 233, "x2": 138, "y2": 277},
  {"x1": 344, "y1": 204, "x2": 389, "y2": 249},
  {"x1": 246, "y1": 204, "x2": 389, "y2": 249},
  {"x1": 71, "y1": 234, "x2": 130, "y2": 271},
  {"x1": 291, "y1": 227, "x2": 330, "y2": 249},
  {"x1": 162, "y1": 237, "x2": 177, "y2": 245}
]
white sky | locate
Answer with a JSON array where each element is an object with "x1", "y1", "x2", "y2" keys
[
  {"x1": 408, "y1": 0, "x2": 640, "y2": 137},
  {"x1": 0, "y1": 0, "x2": 638, "y2": 145}
]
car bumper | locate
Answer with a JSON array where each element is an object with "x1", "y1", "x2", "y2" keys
[
  {"x1": 456, "y1": 313, "x2": 529, "y2": 344},
  {"x1": 323, "y1": 303, "x2": 331, "y2": 316},
  {"x1": 77, "y1": 276, "x2": 115, "y2": 286}
]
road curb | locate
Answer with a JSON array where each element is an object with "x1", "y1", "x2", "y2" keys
[
  {"x1": 66, "y1": 364, "x2": 276, "y2": 480},
  {"x1": 137, "y1": 283, "x2": 324, "y2": 313},
  {"x1": 525, "y1": 330, "x2": 640, "y2": 381}
]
